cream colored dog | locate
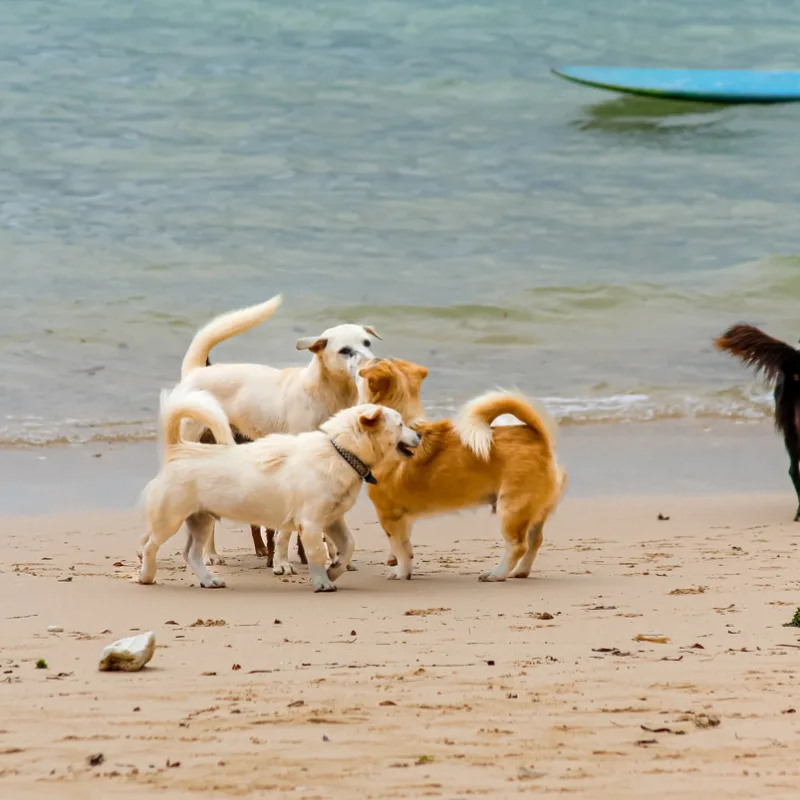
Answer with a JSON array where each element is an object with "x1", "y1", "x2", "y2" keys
[
  {"x1": 177, "y1": 294, "x2": 382, "y2": 564},
  {"x1": 138, "y1": 386, "x2": 420, "y2": 592}
]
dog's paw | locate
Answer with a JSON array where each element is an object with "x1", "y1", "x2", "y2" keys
[
  {"x1": 273, "y1": 563, "x2": 296, "y2": 576},
  {"x1": 254, "y1": 546, "x2": 270, "y2": 558},
  {"x1": 312, "y1": 577, "x2": 338, "y2": 593},
  {"x1": 478, "y1": 570, "x2": 507, "y2": 582},
  {"x1": 509, "y1": 568, "x2": 531, "y2": 579},
  {"x1": 200, "y1": 576, "x2": 227, "y2": 589},
  {"x1": 346, "y1": 562, "x2": 358, "y2": 572},
  {"x1": 204, "y1": 554, "x2": 226, "y2": 566},
  {"x1": 387, "y1": 569, "x2": 412, "y2": 581},
  {"x1": 136, "y1": 574, "x2": 155, "y2": 585}
]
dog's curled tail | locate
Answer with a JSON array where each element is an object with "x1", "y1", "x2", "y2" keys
[
  {"x1": 454, "y1": 390, "x2": 558, "y2": 461},
  {"x1": 714, "y1": 323, "x2": 798, "y2": 383},
  {"x1": 159, "y1": 386, "x2": 235, "y2": 462},
  {"x1": 181, "y1": 294, "x2": 283, "y2": 378}
]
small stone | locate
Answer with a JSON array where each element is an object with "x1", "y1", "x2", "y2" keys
[
  {"x1": 98, "y1": 632, "x2": 156, "y2": 672},
  {"x1": 47, "y1": 626, "x2": 64, "y2": 633}
]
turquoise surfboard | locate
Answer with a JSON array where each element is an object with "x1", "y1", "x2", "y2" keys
[{"x1": 552, "y1": 66, "x2": 800, "y2": 104}]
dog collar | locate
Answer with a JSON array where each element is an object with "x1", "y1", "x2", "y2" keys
[{"x1": 330, "y1": 439, "x2": 377, "y2": 485}]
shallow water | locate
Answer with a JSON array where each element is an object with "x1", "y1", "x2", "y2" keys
[{"x1": 2, "y1": 0, "x2": 800, "y2": 444}]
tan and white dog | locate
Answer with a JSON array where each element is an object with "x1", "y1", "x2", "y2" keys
[
  {"x1": 138, "y1": 386, "x2": 420, "y2": 592},
  {"x1": 177, "y1": 294, "x2": 382, "y2": 564},
  {"x1": 358, "y1": 357, "x2": 567, "y2": 582}
]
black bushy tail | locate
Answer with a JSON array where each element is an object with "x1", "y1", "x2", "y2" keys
[{"x1": 714, "y1": 324, "x2": 800, "y2": 384}]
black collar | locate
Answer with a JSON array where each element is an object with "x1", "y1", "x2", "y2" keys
[{"x1": 330, "y1": 439, "x2": 377, "y2": 485}]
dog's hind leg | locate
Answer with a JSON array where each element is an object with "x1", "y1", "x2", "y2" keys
[
  {"x1": 203, "y1": 524, "x2": 226, "y2": 566},
  {"x1": 296, "y1": 534, "x2": 308, "y2": 565},
  {"x1": 788, "y1": 441, "x2": 800, "y2": 522},
  {"x1": 509, "y1": 521, "x2": 544, "y2": 579},
  {"x1": 139, "y1": 508, "x2": 184, "y2": 586},
  {"x1": 324, "y1": 518, "x2": 356, "y2": 581},
  {"x1": 479, "y1": 506, "x2": 530, "y2": 583},
  {"x1": 266, "y1": 529, "x2": 275, "y2": 567},
  {"x1": 184, "y1": 513, "x2": 226, "y2": 588}
]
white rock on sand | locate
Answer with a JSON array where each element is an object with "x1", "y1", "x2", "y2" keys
[{"x1": 98, "y1": 631, "x2": 156, "y2": 672}]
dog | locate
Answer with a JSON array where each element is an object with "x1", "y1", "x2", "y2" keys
[
  {"x1": 716, "y1": 323, "x2": 800, "y2": 520},
  {"x1": 178, "y1": 294, "x2": 381, "y2": 564},
  {"x1": 200, "y1": 356, "x2": 307, "y2": 567},
  {"x1": 138, "y1": 386, "x2": 420, "y2": 592},
  {"x1": 357, "y1": 357, "x2": 567, "y2": 581}
]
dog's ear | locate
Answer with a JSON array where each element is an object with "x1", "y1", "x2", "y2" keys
[
  {"x1": 358, "y1": 357, "x2": 383, "y2": 377},
  {"x1": 359, "y1": 363, "x2": 391, "y2": 398},
  {"x1": 359, "y1": 406, "x2": 384, "y2": 429},
  {"x1": 363, "y1": 325, "x2": 382, "y2": 341},
  {"x1": 296, "y1": 336, "x2": 328, "y2": 354},
  {"x1": 413, "y1": 364, "x2": 429, "y2": 382},
  {"x1": 367, "y1": 373, "x2": 390, "y2": 397}
]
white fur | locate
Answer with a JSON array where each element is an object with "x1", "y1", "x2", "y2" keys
[
  {"x1": 176, "y1": 296, "x2": 382, "y2": 562},
  {"x1": 181, "y1": 295, "x2": 284, "y2": 378},
  {"x1": 454, "y1": 389, "x2": 559, "y2": 461},
  {"x1": 138, "y1": 391, "x2": 420, "y2": 593}
]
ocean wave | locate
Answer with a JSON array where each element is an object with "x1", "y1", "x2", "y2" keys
[
  {"x1": 0, "y1": 388, "x2": 775, "y2": 447},
  {"x1": 308, "y1": 255, "x2": 800, "y2": 334}
]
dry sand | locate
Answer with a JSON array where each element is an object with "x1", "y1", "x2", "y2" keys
[{"x1": 2, "y1": 488, "x2": 800, "y2": 798}]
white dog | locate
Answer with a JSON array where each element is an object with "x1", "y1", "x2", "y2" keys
[
  {"x1": 177, "y1": 294, "x2": 382, "y2": 564},
  {"x1": 138, "y1": 386, "x2": 420, "y2": 592}
]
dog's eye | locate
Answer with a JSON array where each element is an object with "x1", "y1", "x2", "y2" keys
[
  {"x1": 339, "y1": 346, "x2": 354, "y2": 356},
  {"x1": 363, "y1": 340, "x2": 371, "y2": 348}
]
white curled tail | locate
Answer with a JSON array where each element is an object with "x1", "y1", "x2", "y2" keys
[
  {"x1": 159, "y1": 386, "x2": 235, "y2": 463},
  {"x1": 454, "y1": 389, "x2": 557, "y2": 461},
  {"x1": 181, "y1": 294, "x2": 283, "y2": 378}
]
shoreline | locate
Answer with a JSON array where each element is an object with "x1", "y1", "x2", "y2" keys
[{"x1": 0, "y1": 417, "x2": 791, "y2": 516}]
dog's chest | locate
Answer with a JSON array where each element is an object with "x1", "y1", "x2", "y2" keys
[{"x1": 324, "y1": 482, "x2": 361, "y2": 519}]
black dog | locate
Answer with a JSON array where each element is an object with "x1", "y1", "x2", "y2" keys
[
  {"x1": 716, "y1": 324, "x2": 800, "y2": 520},
  {"x1": 198, "y1": 356, "x2": 307, "y2": 566}
]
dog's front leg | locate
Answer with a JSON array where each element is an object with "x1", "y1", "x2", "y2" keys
[
  {"x1": 273, "y1": 530, "x2": 296, "y2": 576},
  {"x1": 380, "y1": 516, "x2": 414, "y2": 580},
  {"x1": 300, "y1": 525, "x2": 338, "y2": 592},
  {"x1": 251, "y1": 526, "x2": 270, "y2": 558},
  {"x1": 324, "y1": 518, "x2": 355, "y2": 581}
]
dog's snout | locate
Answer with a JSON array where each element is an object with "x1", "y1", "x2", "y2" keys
[{"x1": 402, "y1": 428, "x2": 421, "y2": 447}]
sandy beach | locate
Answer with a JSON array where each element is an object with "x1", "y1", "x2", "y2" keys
[{"x1": 2, "y1": 423, "x2": 800, "y2": 799}]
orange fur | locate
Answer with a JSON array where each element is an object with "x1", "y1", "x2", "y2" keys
[{"x1": 358, "y1": 358, "x2": 567, "y2": 581}]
